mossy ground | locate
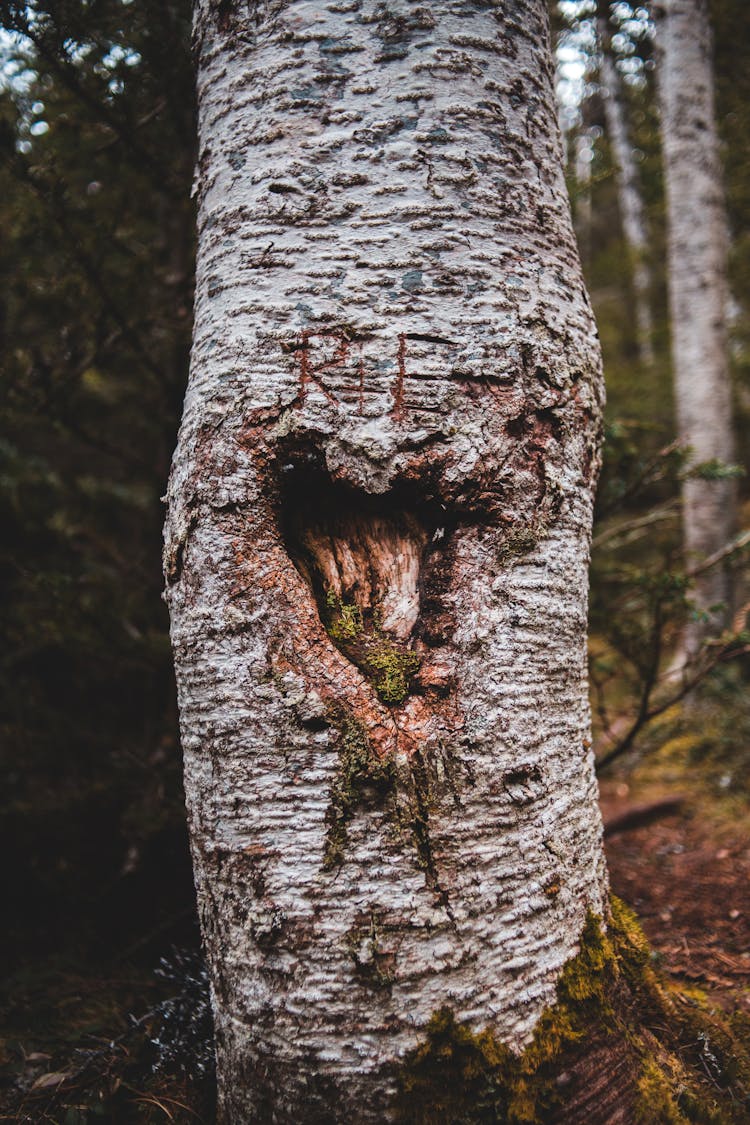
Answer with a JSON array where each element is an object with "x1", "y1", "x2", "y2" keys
[
  {"x1": 394, "y1": 900, "x2": 750, "y2": 1124},
  {"x1": 0, "y1": 960, "x2": 215, "y2": 1123}
]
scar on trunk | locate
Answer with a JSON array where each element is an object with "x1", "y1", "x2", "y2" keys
[
  {"x1": 287, "y1": 329, "x2": 415, "y2": 419},
  {"x1": 280, "y1": 464, "x2": 454, "y2": 706}
]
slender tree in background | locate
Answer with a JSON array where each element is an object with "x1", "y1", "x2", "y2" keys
[
  {"x1": 597, "y1": 4, "x2": 655, "y2": 367},
  {"x1": 165, "y1": 0, "x2": 609, "y2": 1118},
  {"x1": 573, "y1": 119, "x2": 595, "y2": 265},
  {"x1": 657, "y1": 0, "x2": 738, "y2": 656}
]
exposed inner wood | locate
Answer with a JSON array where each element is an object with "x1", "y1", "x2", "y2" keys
[
  {"x1": 295, "y1": 511, "x2": 428, "y2": 640},
  {"x1": 282, "y1": 472, "x2": 433, "y2": 702}
]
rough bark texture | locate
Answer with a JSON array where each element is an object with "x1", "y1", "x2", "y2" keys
[
  {"x1": 657, "y1": 0, "x2": 737, "y2": 653},
  {"x1": 597, "y1": 16, "x2": 654, "y2": 367},
  {"x1": 165, "y1": 2, "x2": 607, "y2": 1120}
]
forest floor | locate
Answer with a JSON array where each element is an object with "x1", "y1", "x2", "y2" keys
[
  {"x1": 2, "y1": 760, "x2": 750, "y2": 1122},
  {"x1": 602, "y1": 774, "x2": 750, "y2": 1016}
]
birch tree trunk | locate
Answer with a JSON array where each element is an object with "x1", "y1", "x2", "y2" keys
[
  {"x1": 597, "y1": 16, "x2": 655, "y2": 367},
  {"x1": 657, "y1": 0, "x2": 737, "y2": 655},
  {"x1": 165, "y1": 2, "x2": 608, "y2": 1119},
  {"x1": 574, "y1": 126, "x2": 594, "y2": 267}
]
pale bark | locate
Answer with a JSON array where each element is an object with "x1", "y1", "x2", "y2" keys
[
  {"x1": 657, "y1": 0, "x2": 737, "y2": 654},
  {"x1": 598, "y1": 17, "x2": 655, "y2": 367},
  {"x1": 574, "y1": 126, "x2": 593, "y2": 265},
  {"x1": 165, "y1": 2, "x2": 608, "y2": 1120}
]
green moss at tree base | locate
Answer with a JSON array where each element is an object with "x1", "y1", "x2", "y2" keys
[{"x1": 393, "y1": 899, "x2": 750, "y2": 1124}]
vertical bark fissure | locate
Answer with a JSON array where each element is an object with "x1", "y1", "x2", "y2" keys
[
  {"x1": 166, "y1": 2, "x2": 608, "y2": 1119},
  {"x1": 657, "y1": 0, "x2": 737, "y2": 654}
]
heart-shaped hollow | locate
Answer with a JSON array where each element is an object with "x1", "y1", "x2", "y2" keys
[{"x1": 280, "y1": 467, "x2": 433, "y2": 704}]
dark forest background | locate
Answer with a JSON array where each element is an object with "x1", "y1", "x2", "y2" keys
[{"x1": 1, "y1": 1, "x2": 749, "y2": 1120}]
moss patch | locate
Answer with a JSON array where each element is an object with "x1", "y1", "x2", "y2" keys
[
  {"x1": 636, "y1": 1058, "x2": 691, "y2": 1124},
  {"x1": 324, "y1": 593, "x2": 420, "y2": 705},
  {"x1": 393, "y1": 900, "x2": 750, "y2": 1124},
  {"x1": 323, "y1": 713, "x2": 444, "y2": 874},
  {"x1": 394, "y1": 910, "x2": 618, "y2": 1124},
  {"x1": 323, "y1": 714, "x2": 396, "y2": 869},
  {"x1": 391, "y1": 746, "x2": 439, "y2": 877},
  {"x1": 365, "y1": 638, "x2": 420, "y2": 705},
  {"x1": 326, "y1": 592, "x2": 363, "y2": 643}
]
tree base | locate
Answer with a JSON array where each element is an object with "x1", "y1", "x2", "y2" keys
[{"x1": 394, "y1": 899, "x2": 750, "y2": 1124}]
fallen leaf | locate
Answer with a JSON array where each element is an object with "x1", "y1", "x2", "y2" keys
[{"x1": 32, "y1": 1071, "x2": 70, "y2": 1090}]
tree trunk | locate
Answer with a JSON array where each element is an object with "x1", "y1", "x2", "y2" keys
[
  {"x1": 597, "y1": 16, "x2": 655, "y2": 367},
  {"x1": 657, "y1": 0, "x2": 737, "y2": 655},
  {"x1": 165, "y1": 2, "x2": 608, "y2": 1120},
  {"x1": 573, "y1": 125, "x2": 594, "y2": 267}
]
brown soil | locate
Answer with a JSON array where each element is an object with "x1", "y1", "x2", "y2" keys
[{"x1": 601, "y1": 779, "x2": 750, "y2": 1012}]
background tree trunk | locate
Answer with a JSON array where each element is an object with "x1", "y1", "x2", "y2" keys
[
  {"x1": 573, "y1": 125, "x2": 594, "y2": 266},
  {"x1": 165, "y1": 2, "x2": 607, "y2": 1119},
  {"x1": 598, "y1": 14, "x2": 655, "y2": 367},
  {"x1": 657, "y1": 0, "x2": 737, "y2": 655}
]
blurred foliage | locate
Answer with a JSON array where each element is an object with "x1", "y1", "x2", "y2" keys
[
  {"x1": 0, "y1": 0, "x2": 196, "y2": 980},
  {"x1": 562, "y1": 0, "x2": 750, "y2": 771}
]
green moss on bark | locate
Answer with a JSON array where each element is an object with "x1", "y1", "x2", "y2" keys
[
  {"x1": 323, "y1": 714, "x2": 396, "y2": 869},
  {"x1": 394, "y1": 910, "x2": 617, "y2": 1124},
  {"x1": 393, "y1": 900, "x2": 750, "y2": 1124},
  {"x1": 326, "y1": 592, "x2": 364, "y2": 643},
  {"x1": 322, "y1": 710, "x2": 446, "y2": 875},
  {"x1": 324, "y1": 593, "x2": 420, "y2": 705},
  {"x1": 365, "y1": 640, "x2": 420, "y2": 705}
]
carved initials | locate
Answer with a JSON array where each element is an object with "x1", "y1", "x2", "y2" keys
[{"x1": 293, "y1": 330, "x2": 408, "y2": 418}]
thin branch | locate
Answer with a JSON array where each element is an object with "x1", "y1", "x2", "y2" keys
[
  {"x1": 597, "y1": 439, "x2": 684, "y2": 518},
  {"x1": 592, "y1": 501, "x2": 679, "y2": 550},
  {"x1": 686, "y1": 528, "x2": 750, "y2": 579},
  {"x1": 596, "y1": 641, "x2": 750, "y2": 771}
]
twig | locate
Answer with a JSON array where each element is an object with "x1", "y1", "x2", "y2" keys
[
  {"x1": 686, "y1": 528, "x2": 750, "y2": 579},
  {"x1": 596, "y1": 641, "x2": 750, "y2": 771},
  {"x1": 592, "y1": 501, "x2": 679, "y2": 550},
  {"x1": 597, "y1": 439, "x2": 684, "y2": 518}
]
